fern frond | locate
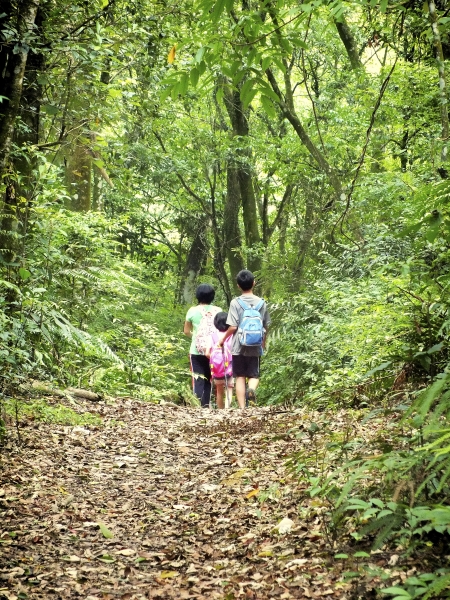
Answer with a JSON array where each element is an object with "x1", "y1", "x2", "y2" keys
[
  {"x1": 359, "y1": 511, "x2": 404, "y2": 538},
  {"x1": 404, "y1": 374, "x2": 449, "y2": 420},
  {"x1": 372, "y1": 513, "x2": 405, "y2": 550},
  {"x1": 91, "y1": 335, "x2": 123, "y2": 366},
  {"x1": 59, "y1": 268, "x2": 102, "y2": 283},
  {"x1": 336, "y1": 464, "x2": 366, "y2": 507},
  {"x1": 423, "y1": 572, "x2": 450, "y2": 600}
]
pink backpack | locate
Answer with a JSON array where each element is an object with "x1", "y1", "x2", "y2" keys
[
  {"x1": 209, "y1": 331, "x2": 233, "y2": 379},
  {"x1": 195, "y1": 306, "x2": 221, "y2": 355}
]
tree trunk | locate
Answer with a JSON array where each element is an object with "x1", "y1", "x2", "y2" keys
[
  {"x1": 92, "y1": 167, "x2": 100, "y2": 211},
  {"x1": 13, "y1": 6, "x2": 44, "y2": 200},
  {"x1": 65, "y1": 142, "x2": 92, "y2": 211},
  {"x1": 223, "y1": 87, "x2": 262, "y2": 273},
  {"x1": 181, "y1": 225, "x2": 208, "y2": 305},
  {"x1": 292, "y1": 194, "x2": 316, "y2": 289},
  {"x1": 224, "y1": 163, "x2": 245, "y2": 284},
  {"x1": 0, "y1": 182, "x2": 20, "y2": 264},
  {"x1": 0, "y1": 0, "x2": 40, "y2": 177},
  {"x1": 428, "y1": 0, "x2": 449, "y2": 163},
  {"x1": 0, "y1": 5, "x2": 43, "y2": 266},
  {"x1": 334, "y1": 16, "x2": 363, "y2": 71}
]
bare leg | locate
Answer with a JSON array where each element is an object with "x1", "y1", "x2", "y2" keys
[
  {"x1": 224, "y1": 382, "x2": 233, "y2": 408},
  {"x1": 248, "y1": 377, "x2": 259, "y2": 392},
  {"x1": 215, "y1": 382, "x2": 225, "y2": 409},
  {"x1": 236, "y1": 377, "x2": 246, "y2": 409}
]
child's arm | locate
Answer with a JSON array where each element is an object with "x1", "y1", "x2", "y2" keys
[
  {"x1": 204, "y1": 334, "x2": 213, "y2": 358},
  {"x1": 183, "y1": 321, "x2": 193, "y2": 337},
  {"x1": 218, "y1": 326, "x2": 237, "y2": 347}
]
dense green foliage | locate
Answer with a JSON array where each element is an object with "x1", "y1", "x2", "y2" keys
[{"x1": 1, "y1": 0, "x2": 450, "y2": 595}]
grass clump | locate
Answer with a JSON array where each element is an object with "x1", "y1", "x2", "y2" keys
[{"x1": 3, "y1": 397, "x2": 102, "y2": 427}]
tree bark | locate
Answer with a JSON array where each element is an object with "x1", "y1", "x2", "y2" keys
[
  {"x1": 13, "y1": 6, "x2": 44, "y2": 201},
  {"x1": 0, "y1": 0, "x2": 40, "y2": 177},
  {"x1": 224, "y1": 163, "x2": 245, "y2": 284},
  {"x1": 181, "y1": 224, "x2": 208, "y2": 305},
  {"x1": 223, "y1": 87, "x2": 262, "y2": 273},
  {"x1": 334, "y1": 16, "x2": 363, "y2": 71},
  {"x1": 292, "y1": 193, "x2": 316, "y2": 289},
  {"x1": 0, "y1": 4, "x2": 43, "y2": 265},
  {"x1": 65, "y1": 142, "x2": 92, "y2": 211},
  {"x1": 428, "y1": 0, "x2": 449, "y2": 163}
]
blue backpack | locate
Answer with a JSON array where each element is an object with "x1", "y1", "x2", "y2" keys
[{"x1": 237, "y1": 298, "x2": 265, "y2": 347}]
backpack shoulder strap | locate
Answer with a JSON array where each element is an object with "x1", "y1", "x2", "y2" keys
[
  {"x1": 254, "y1": 299, "x2": 265, "y2": 311},
  {"x1": 237, "y1": 298, "x2": 250, "y2": 310}
]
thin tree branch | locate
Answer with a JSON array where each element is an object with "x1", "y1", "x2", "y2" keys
[
  {"x1": 300, "y1": 48, "x2": 327, "y2": 156},
  {"x1": 232, "y1": 11, "x2": 305, "y2": 47},
  {"x1": 153, "y1": 130, "x2": 211, "y2": 214},
  {"x1": 331, "y1": 58, "x2": 398, "y2": 245},
  {"x1": 267, "y1": 183, "x2": 296, "y2": 238}
]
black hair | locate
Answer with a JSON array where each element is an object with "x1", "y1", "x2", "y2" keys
[
  {"x1": 214, "y1": 311, "x2": 228, "y2": 332},
  {"x1": 236, "y1": 269, "x2": 255, "y2": 291},
  {"x1": 195, "y1": 283, "x2": 215, "y2": 304}
]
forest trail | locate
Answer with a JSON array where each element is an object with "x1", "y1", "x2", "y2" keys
[{"x1": 0, "y1": 399, "x2": 378, "y2": 600}]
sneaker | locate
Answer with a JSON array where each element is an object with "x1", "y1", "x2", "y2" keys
[{"x1": 246, "y1": 388, "x2": 256, "y2": 407}]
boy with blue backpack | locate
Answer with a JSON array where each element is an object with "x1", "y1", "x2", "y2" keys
[{"x1": 217, "y1": 270, "x2": 270, "y2": 409}]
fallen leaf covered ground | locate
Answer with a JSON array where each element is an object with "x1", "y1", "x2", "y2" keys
[{"x1": 0, "y1": 398, "x2": 416, "y2": 599}]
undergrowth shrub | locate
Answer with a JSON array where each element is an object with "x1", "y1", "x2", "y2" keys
[
  {"x1": 0, "y1": 175, "x2": 190, "y2": 423},
  {"x1": 260, "y1": 275, "x2": 410, "y2": 406}
]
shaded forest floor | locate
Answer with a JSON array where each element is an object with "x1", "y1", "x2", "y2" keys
[{"x1": 0, "y1": 398, "x2": 412, "y2": 600}]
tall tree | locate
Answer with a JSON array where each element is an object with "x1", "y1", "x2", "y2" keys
[{"x1": 0, "y1": 0, "x2": 40, "y2": 177}]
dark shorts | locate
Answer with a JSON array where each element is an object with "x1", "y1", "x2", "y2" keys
[{"x1": 232, "y1": 354, "x2": 260, "y2": 378}]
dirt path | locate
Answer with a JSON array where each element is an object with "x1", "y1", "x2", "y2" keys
[{"x1": 0, "y1": 399, "x2": 378, "y2": 599}]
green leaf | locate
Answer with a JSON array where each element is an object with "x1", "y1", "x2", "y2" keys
[
  {"x1": 216, "y1": 86, "x2": 224, "y2": 104},
  {"x1": 272, "y1": 56, "x2": 286, "y2": 73},
  {"x1": 98, "y1": 522, "x2": 114, "y2": 539},
  {"x1": 42, "y1": 105, "x2": 59, "y2": 115},
  {"x1": 195, "y1": 47, "x2": 206, "y2": 63},
  {"x1": 211, "y1": 0, "x2": 226, "y2": 23},
  {"x1": 239, "y1": 78, "x2": 255, "y2": 103},
  {"x1": 260, "y1": 94, "x2": 276, "y2": 119},
  {"x1": 179, "y1": 72, "x2": 189, "y2": 96},
  {"x1": 232, "y1": 70, "x2": 246, "y2": 86},
  {"x1": 242, "y1": 88, "x2": 258, "y2": 109},
  {"x1": 190, "y1": 67, "x2": 200, "y2": 87},
  {"x1": 371, "y1": 498, "x2": 385, "y2": 508},
  {"x1": 97, "y1": 554, "x2": 115, "y2": 563},
  {"x1": 258, "y1": 81, "x2": 281, "y2": 103},
  {"x1": 380, "y1": 587, "x2": 411, "y2": 597},
  {"x1": 261, "y1": 56, "x2": 272, "y2": 71},
  {"x1": 380, "y1": 0, "x2": 389, "y2": 12},
  {"x1": 408, "y1": 373, "x2": 449, "y2": 418},
  {"x1": 364, "y1": 361, "x2": 392, "y2": 378},
  {"x1": 427, "y1": 342, "x2": 444, "y2": 354},
  {"x1": 18, "y1": 268, "x2": 31, "y2": 281},
  {"x1": 160, "y1": 86, "x2": 172, "y2": 102},
  {"x1": 108, "y1": 88, "x2": 122, "y2": 99}
]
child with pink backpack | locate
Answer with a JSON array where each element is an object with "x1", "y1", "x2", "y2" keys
[{"x1": 206, "y1": 312, "x2": 233, "y2": 409}]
